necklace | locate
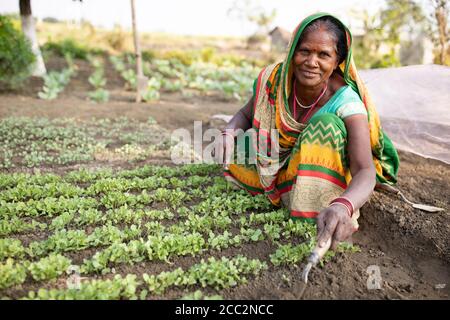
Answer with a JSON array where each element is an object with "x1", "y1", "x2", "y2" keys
[
  {"x1": 293, "y1": 79, "x2": 328, "y2": 122},
  {"x1": 294, "y1": 79, "x2": 328, "y2": 109}
]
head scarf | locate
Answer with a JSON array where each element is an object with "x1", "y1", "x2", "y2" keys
[{"x1": 251, "y1": 12, "x2": 399, "y2": 188}]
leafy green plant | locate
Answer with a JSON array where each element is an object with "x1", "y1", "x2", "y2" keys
[
  {"x1": 82, "y1": 232, "x2": 206, "y2": 274},
  {"x1": 269, "y1": 242, "x2": 314, "y2": 266},
  {"x1": 0, "y1": 217, "x2": 46, "y2": 236},
  {"x1": 0, "y1": 259, "x2": 27, "y2": 289},
  {"x1": 207, "y1": 231, "x2": 241, "y2": 250},
  {"x1": 38, "y1": 68, "x2": 74, "y2": 100},
  {"x1": 109, "y1": 55, "x2": 126, "y2": 73},
  {"x1": 74, "y1": 208, "x2": 103, "y2": 226},
  {"x1": 142, "y1": 77, "x2": 161, "y2": 102},
  {"x1": 281, "y1": 219, "x2": 316, "y2": 240},
  {"x1": 88, "y1": 57, "x2": 109, "y2": 103},
  {"x1": 0, "y1": 238, "x2": 25, "y2": 261},
  {"x1": 187, "y1": 256, "x2": 267, "y2": 290},
  {"x1": 240, "y1": 227, "x2": 264, "y2": 242},
  {"x1": 143, "y1": 268, "x2": 189, "y2": 295},
  {"x1": 27, "y1": 229, "x2": 89, "y2": 257},
  {"x1": 49, "y1": 212, "x2": 74, "y2": 230},
  {"x1": 143, "y1": 255, "x2": 267, "y2": 294},
  {"x1": 263, "y1": 223, "x2": 282, "y2": 242},
  {"x1": 27, "y1": 254, "x2": 71, "y2": 281},
  {"x1": 121, "y1": 69, "x2": 137, "y2": 90},
  {"x1": 25, "y1": 274, "x2": 139, "y2": 300}
]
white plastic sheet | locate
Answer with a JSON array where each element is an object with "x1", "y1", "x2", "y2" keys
[{"x1": 359, "y1": 65, "x2": 450, "y2": 164}]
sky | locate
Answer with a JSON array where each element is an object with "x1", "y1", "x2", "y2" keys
[{"x1": 0, "y1": 0, "x2": 387, "y2": 36}]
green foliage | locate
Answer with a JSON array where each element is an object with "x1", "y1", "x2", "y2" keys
[
  {"x1": 49, "y1": 212, "x2": 74, "y2": 230},
  {"x1": 0, "y1": 117, "x2": 170, "y2": 168},
  {"x1": 25, "y1": 274, "x2": 139, "y2": 300},
  {"x1": 27, "y1": 229, "x2": 89, "y2": 257},
  {"x1": 143, "y1": 255, "x2": 267, "y2": 294},
  {"x1": 120, "y1": 69, "x2": 137, "y2": 90},
  {"x1": 208, "y1": 231, "x2": 241, "y2": 250},
  {"x1": 88, "y1": 65, "x2": 107, "y2": 88},
  {"x1": 270, "y1": 242, "x2": 314, "y2": 266},
  {"x1": 0, "y1": 217, "x2": 47, "y2": 236},
  {"x1": 109, "y1": 55, "x2": 126, "y2": 73},
  {"x1": 142, "y1": 77, "x2": 161, "y2": 102},
  {"x1": 0, "y1": 259, "x2": 27, "y2": 289},
  {"x1": 0, "y1": 15, "x2": 35, "y2": 88},
  {"x1": 110, "y1": 50, "x2": 259, "y2": 101},
  {"x1": 188, "y1": 256, "x2": 267, "y2": 290},
  {"x1": 0, "y1": 160, "x2": 361, "y2": 299},
  {"x1": 0, "y1": 239, "x2": 25, "y2": 261},
  {"x1": 352, "y1": 1, "x2": 426, "y2": 69},
  {"x1": 38, "y1": 65, "x2": 75, "y2": 100},
  {"x1": 27, "y1": 254, "x2": 71, "y2": 281},
  {"x1": 88, "y1": 57, "x2": 109, "y2": 103},
  {"x1": 42, "y1": 38, "x2": 100, "y2": 60}
]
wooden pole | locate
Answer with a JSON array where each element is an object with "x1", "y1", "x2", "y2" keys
[{"x1": 130, "y1": 0, "x2": 147, "y2": 102}]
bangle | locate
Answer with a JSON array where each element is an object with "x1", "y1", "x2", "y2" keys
[
  {"x1": 329, "y1": 197, "x2": 354, "y2": 217},
  {"x1": 329, "y1": 202, "x2": 351, "y2": 217}
]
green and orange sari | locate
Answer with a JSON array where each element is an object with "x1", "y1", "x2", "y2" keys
[{"x1": 224, "y1": 13, "x2": 399, "y2": 228}]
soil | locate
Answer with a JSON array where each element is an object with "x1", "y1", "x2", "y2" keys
[{"x1": 0, "y1": 56, "x2": 448, "y2": 300}]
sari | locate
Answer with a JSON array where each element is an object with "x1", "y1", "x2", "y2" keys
[{"x1": 224, "y1": 13, "x2": 399, "y2": 228}]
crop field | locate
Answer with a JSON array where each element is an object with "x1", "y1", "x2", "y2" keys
[
  {"x1": 0, "y1": 23, "x2": 448, "y2": 299},
  {"x1": 0, "y1": 113, "x2": 362, "y2": 300},
  {"x1": 0, "y1": 154, "x2": 345, "y2": 299}
]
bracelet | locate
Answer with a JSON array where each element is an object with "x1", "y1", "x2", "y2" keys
[
  {"x1": 329, "y1": 202, "x2": 352, "y2": 217},
  {"x1": 329, "y1": 197, "x2": 354, "y2": 217}
]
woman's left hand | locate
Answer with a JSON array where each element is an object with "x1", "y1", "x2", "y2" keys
[{"x1": 316, "y1": 204, "x2": 355, "y2": 251}]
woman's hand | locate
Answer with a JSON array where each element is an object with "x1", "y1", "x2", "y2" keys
[{"x1": 316, "y1": 204, "x2": 355, "y2": 251}]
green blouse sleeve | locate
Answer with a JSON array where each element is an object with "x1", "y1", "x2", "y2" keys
[{"x1": 336, "y1": 101, "x2": 367, "y2": 119}]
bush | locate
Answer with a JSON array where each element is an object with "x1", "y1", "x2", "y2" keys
[
  {"x1": 0, "y1": 15, "x2": 35, "y2": 88},
  {"x1": 43, "y1": 38, "x2": 103, "y2": 60},
  {"x1": 161, "y1": 50, "x2": 198, "y2": 66},
  {"x1": 104, "y1": 25, "x2": 127, "y2": 52},
  {"x1": 142, "y1": 50, "x2": 156, "y2": 62}
]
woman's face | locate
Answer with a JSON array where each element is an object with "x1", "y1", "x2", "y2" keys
[{"x1": 293, "y1": 26, "x2": 340, "y2": 88}]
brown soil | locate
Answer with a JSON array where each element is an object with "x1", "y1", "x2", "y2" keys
[{"x1": 0, "y1": 57, "x2": 448, "y2": 300}]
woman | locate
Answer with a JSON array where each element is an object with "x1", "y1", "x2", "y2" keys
[{"x1": 221, "y1": 13, "x2": 399, "y2": 251}]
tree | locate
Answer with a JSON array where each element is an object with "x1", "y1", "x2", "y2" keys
[
  {"x1": 430, "y1": 0, "x2": 448, "y2": 64},
  {"x1": 350, "y1": 9, "x2": 399, "y2": 69},
  {"x1": 351, "y1": 1, "x2": 429, "y2": 68},
  {"x1": 380, "y1": 0, "x2": 426, "y2": 46},
  {"x1": 19, "y1": 0, "x2": 46, "y2": 76}
]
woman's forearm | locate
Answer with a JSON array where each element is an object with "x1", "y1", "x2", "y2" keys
[
  {"x1": 340, "y1": 168, "x2": 376, "y2": 211},
  {"x1": 224, "y1": 109, "x2": 252, "y2": 133}
]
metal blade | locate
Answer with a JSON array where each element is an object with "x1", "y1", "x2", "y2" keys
[{"x1": 412, "y1": 203, "x2": 445, "y2": 213}]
